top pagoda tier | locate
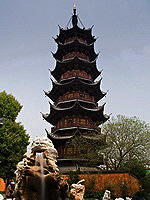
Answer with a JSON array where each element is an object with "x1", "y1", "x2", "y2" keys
[{"x1": 55, "y1": 6, "x2": 96, "y2": 46}]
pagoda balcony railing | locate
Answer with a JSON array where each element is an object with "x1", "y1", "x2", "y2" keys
[
  {"x1": 62, "y1": 52, "x2": 89, "y2": 62},
  {"x1": 51, "y1": 123, "x2": 98, "y2": 133},
  {"x1": 60, "y1": 70, "x2": 92, "y2": 81},
  {"x1": 55, "y1": 95, "x2": 96, "y2": 106},
  {"x1": 64, "y1": 37, "x2": 87, "y2": 45}
]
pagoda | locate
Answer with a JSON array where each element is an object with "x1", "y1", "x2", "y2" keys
[{"x1": 43, "y1": 6, "x2": 109, "y2": 170}]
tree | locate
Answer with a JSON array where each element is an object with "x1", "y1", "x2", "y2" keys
[
  {"x1": 0, "y1": 91, "x2": 30, "y2": 180},
  {"x1": 140, "y1": 172, "x2": 150, "y2": 193},
  {"x1": 101, "y1": 115, "x2": 150, "y2": 171},
  {"x1": 0, "y1": 91, "x2": 22, "y2": 121},
  {"x1": 65, "y1": 133, "x2": 105, "y2": 166},
  {"x1": 119, "y1": 158, "x2": 147, "y2": 179}
]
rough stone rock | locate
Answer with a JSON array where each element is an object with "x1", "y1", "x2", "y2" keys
[{"x1": 14, "y1": 137, "x2": 69, "y2": 200}]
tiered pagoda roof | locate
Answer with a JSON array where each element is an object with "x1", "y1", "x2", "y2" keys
[
  {"x1": 44, "y1": 77, "x2": 106, "y2": 102},
  {"x1": 51, "y1": 57, "x2": 101, "y2": 81},
  {"x1": 42, "y1": 101, "x2": 108, "y2": 125},
  {"x1": 43, "y1": 6, "x2": 109, "y2": 167},
  {"x1": 52, "y1": 39, "x2": 98, "y2": 62},
  {"x1": 55, "y1": 26, "x2": 96, "y2": 45}
]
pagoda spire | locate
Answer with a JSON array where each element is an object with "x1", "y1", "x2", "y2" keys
[
  {"x1": 43, "y1": 7, "x2": 110, "y2": 171},
  {"x1": 72, "y1": 4, "x2": 78, "y2": 27}
]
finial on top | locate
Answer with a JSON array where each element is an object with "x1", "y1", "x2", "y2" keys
[
  {"x1": 72, "y1": 4, "x2": 78, "y2": 27},
  {"x1": 73, "y1": 4, "x2": 76, "y2": 15}
]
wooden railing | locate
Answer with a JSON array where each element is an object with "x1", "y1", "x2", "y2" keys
[
  {"x1": 55, "y1": 91, "x2": 96, "y2": 105},
  {"x1": 52, "y1": 117, "x2": 97, "y2": 132},
  {"x1": 62, "y1": 52, "x2": 89, "y2": 61},
  {"x1": 64, "y1": 37, "x2": 87, "y2": 45},
  {"x1": 60, "y1": 70, "x2": 92, "y2": 81}
]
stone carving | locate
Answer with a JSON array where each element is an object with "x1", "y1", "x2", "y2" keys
[
  {"x1": 102, "y1": 190, "x2": 111, "y2": 200},
  {"x1": 14, "y1": 137, "x2": 69, "y2": 200},
  {"x1": 69, "y1": 180, "x2": 85, "y2": 200}
]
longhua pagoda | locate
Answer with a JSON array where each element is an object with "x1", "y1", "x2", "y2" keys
[{"x1": 42, "y1": 5, "x2": 109, "y2": 171}]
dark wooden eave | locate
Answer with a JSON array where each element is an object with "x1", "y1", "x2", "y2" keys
[
  {"x1": 53, "y1": 39, "x2": 98, "y2": 62},
  {"x1": 51, "y1": 126, "x2": 100, "y2": 136},
  {"x1": 51, "y1": 57, "x2": 101, "y2": 81},
  {"x1": 45, "y1": 77, "x2": 106, "y2": 102},
  {"x1": 55, "y1": 39, "x2": 95, "y2": 46},
  {"x1": 46, "y1": 128, "x2": 101, "y2": 145},
  {"x1": 42, "y1": 101, "x2": 109, "y2": 125},
  {"x1": 56, "y1": 26, "x2": 96, "y2": 45},
  {"x1": 56, "y1": 98, "x2": 97, "y2": 108}
]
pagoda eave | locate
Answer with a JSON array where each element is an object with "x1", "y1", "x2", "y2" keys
[
  {"x1": 46, "y1": 77, "x2": 105, "y2": 102},
  {"x1": 55, "y1": 39, "x2": 95, "y2": 47},
  {"x1": 43, "y1": 102, "x2": 108, "y2": 125},
  {"x1": 53, "y1": 45, "x2": 98, "y2": 62},
  {"x1": 56, "y1": 26, "x2": 96, "y2": 44},
  {"x1": 55, "y1": 99, "x2": 97, "y2": 108},
  {"x1": 52, "y1": 126, "x2": 100, "y2": 135},
  {"x1": 51, "y1": 57, "x2": 100, "y2": 81},
  {"x1": 47, "y1": 127, "x2": 100, "y2": 141}
]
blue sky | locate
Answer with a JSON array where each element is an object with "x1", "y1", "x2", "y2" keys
[{"x1": 0, "y1": 0, "x2": 150, "y2": 143}]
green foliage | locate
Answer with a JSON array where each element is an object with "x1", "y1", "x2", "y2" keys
[
  {"x1": 67, "y1": 171, "x2": 80, "y2": 186},
  {"x1": 0, "y1": 91, "x2": 22, "y2": 121},
  {"x1": 94, "y1": 190, "x2": 105, "y2": 199},
  {"x1": 84, "y1": 190, "x2": 105, "y2": 199},
  {"x1": 65, "y1": 133, "x2": 105, "y2": 165},
  {"x1": 0, "y1": 91, "x2": 30, "y2": 180},
  {"x1": 134, "y1": 190, "x2": 150, "y2": 200},
  {"x1": 119, "y1": 158, "x2": 147, "y2": 179},
  {"x1": 101, "y1": 115, "x2": 150, "y2": 170},
  {"x1": 140, "y1": 172, "x2": 150, "y2": 193}
]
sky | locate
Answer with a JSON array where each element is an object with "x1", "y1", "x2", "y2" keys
[{"x1": 0, "y1": 0, "x2": 150, "y2": 145}]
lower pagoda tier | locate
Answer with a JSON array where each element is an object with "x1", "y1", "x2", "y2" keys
[
  {"x1": 46, "y1": 129, "x2": 105, "y2": 155},
  {"x1": 46, "y1": 129, "x2": 105, "y2": 170}
]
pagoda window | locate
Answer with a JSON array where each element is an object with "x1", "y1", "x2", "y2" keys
[
  {"x1": 73, "y1": 92, "x2": 76, "y2": 98},
  {"x1": 80, "y1": 119, "x2": 86, "y2": 125},
  {"x1": 77, "y1": 118, "x2": 80, "y2": 125},
  {"x1": 64, "y1": 119, "x2": 67, "y2": 126},
  {"x1": 80, "y1": 93, "x2": 84, "y2": 98},
  {"x1": 65, "y1": 94, "x2": 68, "y2": 99},
  {"x1": 77, "y1": 92, "x2": 80, "y2": 98},
  {"x1": 85, "y1": 94, "x2": 87, "y2": 98},
  {"x1": 68, "y1": 93, "x2": 73, "y2": 99},
  {"x1": 68, "y1": 119, "x2": 73, "y2": 125},
  {"x1": 73, "y1": 118, "x2": 76, "y2": 124}
]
